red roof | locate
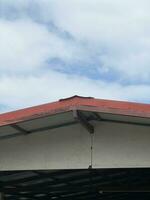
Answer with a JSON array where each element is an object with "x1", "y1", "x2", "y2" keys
[{"x1": 0, "y1": 95, "x2": 150, "y2": 127}]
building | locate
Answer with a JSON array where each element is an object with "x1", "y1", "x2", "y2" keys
[{"x1": 0, "y1": 95, "x2": 150, "y2": 200}]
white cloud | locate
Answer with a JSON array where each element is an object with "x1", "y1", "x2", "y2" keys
[
  {"x1": 0, "y1": 19, "x2": 79, "y2": 72},
  {"x1": 1, "y1": 0, "x2": 150, "y2": 80},
  {"x1": 0, "y1": 0, "x2": 150, "y2": 112},
  {"x1": 45, "y1": 0, "x2": 150, "y2": 81}
]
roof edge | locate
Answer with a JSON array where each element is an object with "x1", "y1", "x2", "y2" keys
[{"x1": 0, "y1": 96, "x2": 150, "y2": 127}]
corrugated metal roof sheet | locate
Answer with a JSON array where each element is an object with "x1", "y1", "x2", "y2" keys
[{"x1": 0, "y1": 95, "x2": 150, "y2": 127}]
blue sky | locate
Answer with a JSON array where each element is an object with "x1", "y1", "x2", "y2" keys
[{"x1": 0, "y1": 0, "x2": 150, "y2": 112}]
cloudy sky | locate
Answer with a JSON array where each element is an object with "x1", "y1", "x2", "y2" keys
[{"x1": 0, "y1": 0, "x2": 150, "y2": 112}]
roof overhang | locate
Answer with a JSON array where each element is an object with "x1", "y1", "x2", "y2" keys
[{"x1": 0, "y1": 96, "x2": 149, "y2": 140}]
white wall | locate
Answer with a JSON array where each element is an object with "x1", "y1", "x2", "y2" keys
[
  {"x1": 93, "y1": 121, "x2": 150, "y2": 168},
  {"x1": 0, "y1": 124, "x2": 91, "y2": 170},
  {"x1": 0, "y1": 121, "x2": 150, "y2": 170}
]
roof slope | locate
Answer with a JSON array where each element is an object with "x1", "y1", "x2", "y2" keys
[{"x1": 0, "y1": 95, "x2": 150, "y2": 127}]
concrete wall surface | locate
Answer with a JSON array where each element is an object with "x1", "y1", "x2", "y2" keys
[{"x1": 0, "y1": 121, "x2": 149, "y2": 170}]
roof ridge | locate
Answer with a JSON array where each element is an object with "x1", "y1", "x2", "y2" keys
[{"x1": 59, "y1": 95, "x2": 94, "y2": 102}]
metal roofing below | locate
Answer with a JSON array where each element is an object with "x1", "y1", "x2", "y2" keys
[{"x1": 1, "y1": 168, "x2": 150, "y2": 200}]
